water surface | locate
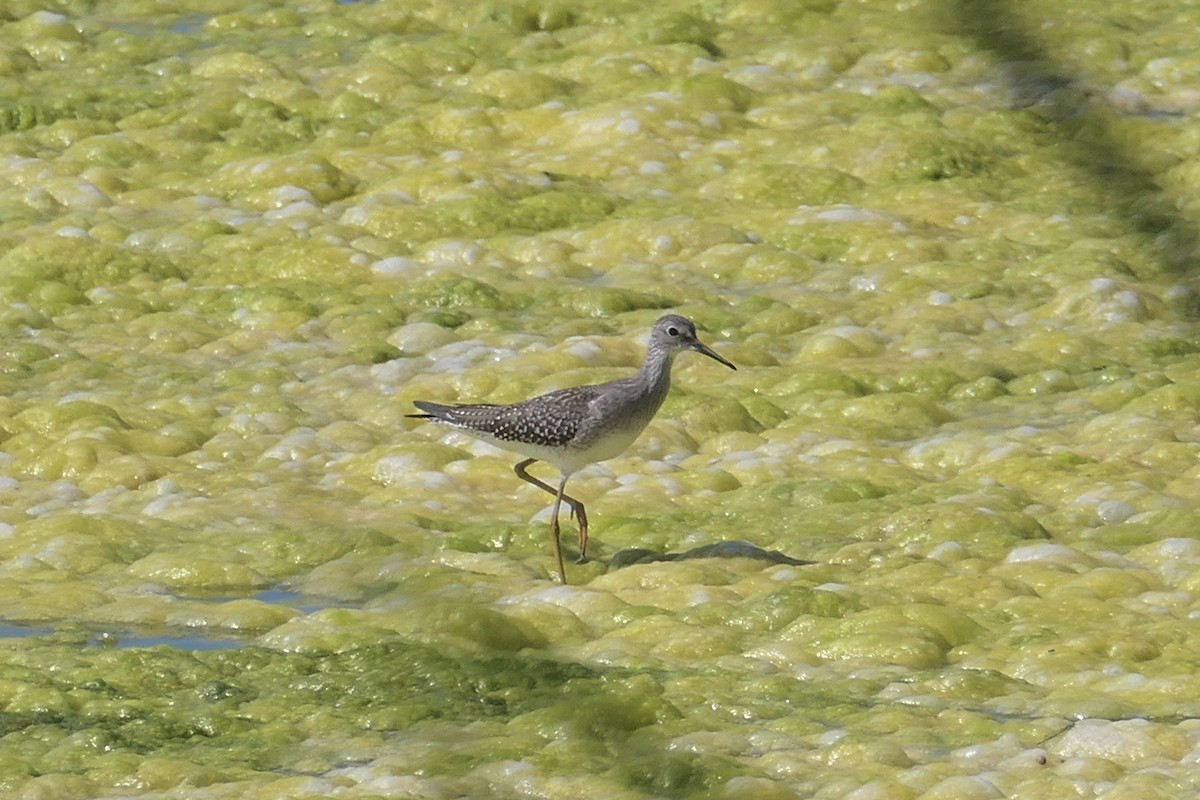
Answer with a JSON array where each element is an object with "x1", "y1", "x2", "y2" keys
[{"x1": 0, "y1": 0, "x2": 1199, "y2": 797}]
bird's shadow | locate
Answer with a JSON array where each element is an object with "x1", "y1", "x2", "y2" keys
[{"x1": 607, "y1": 540, "x2": 814, "y2": 570}]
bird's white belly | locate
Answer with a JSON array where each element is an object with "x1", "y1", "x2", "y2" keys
[{"x1": 471, "y1": 420, "x2": 647, "y2": 475}]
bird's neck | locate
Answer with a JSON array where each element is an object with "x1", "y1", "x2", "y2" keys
[{"x1": 634, "y1": 346, "x2": 675, "y2": 401}]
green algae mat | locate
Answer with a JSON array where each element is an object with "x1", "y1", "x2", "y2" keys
[{"x1": 2, "y1": 0, "x2": 1200, "y2": 797}]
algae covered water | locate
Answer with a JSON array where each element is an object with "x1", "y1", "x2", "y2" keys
[{"x1": 1, "y1": 0, "x2": 1199, "y2": 797}]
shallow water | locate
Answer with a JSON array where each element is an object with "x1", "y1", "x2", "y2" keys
[{"x1": 1, "y1": 0, "x2": 1200, "y2": 797}]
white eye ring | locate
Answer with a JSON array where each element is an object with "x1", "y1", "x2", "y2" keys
[{"x1": 667, "y1": 326, "x2": 679, "y2": 336}]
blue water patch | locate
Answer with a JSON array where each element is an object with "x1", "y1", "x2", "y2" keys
[
  {"x1": 0, "y1": 589, "x2": 345, "y2": 651},
  {"x1": 170, "y1": 14, "x2": 210, "y2": 34},
  {"x1": 88, "y1": 630, "x2": 247, "y2": 651},
  {"x1": 0, "y1": 623, "x2": 53, "y2": 639},
  {"x1": 0, "y1": 622, "x2": 247, "y2": 651},
  {"x1": 252, "y1": 587, "x2": 341, "y2": 613},
  {"x1": 105, "y1": 13, "x2": 211, "y2": 36}
]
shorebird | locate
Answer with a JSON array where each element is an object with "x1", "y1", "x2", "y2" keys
[{"x1": 407, "y1": 314, "x2": 736, "y2": 583}]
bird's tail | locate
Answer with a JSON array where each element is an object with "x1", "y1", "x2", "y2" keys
[{"x1": 407, "y1": 400, "x2": 452, "y2": 419}]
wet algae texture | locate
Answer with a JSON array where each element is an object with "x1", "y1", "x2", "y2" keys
[{"x1": 2, "y1": 0, "x2": 1200, "y2": 797}]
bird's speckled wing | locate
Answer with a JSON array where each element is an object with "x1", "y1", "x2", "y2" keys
[{"x1": 412, "y1": 384, "x2": 610, "y2": 448}]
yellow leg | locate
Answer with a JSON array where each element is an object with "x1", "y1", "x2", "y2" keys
[
  {"x1": 548, "y1": 479, "x2": 568, "y2": 584},
  {"x1": 514, "y1": 459, "x2": 590, "y2": 581}
]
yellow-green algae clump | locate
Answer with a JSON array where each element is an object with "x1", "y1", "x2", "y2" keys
[{"x1": 0, "y1": 0, "x2": 1199, "y2": 798}]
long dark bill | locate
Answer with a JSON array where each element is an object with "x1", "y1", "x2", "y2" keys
[{"x1": 693, "y1": 342, "x2": 736, "y2": 370}]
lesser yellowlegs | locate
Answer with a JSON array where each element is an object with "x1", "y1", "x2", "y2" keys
[{"x1": 407, "y1": 314, "x2": 736, "y2": 583}]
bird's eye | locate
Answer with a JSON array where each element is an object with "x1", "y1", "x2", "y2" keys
[{"x1": 667, "y1": 326, "x2": 679, "y2": 336}]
